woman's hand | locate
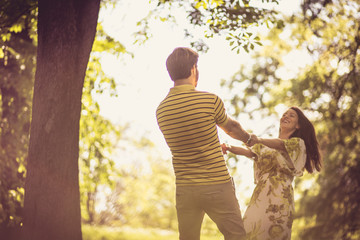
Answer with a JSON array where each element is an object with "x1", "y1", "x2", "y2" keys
[
  {"x1": 221, "y1": 143, "x2": 230, "y2": 154},
  {"x1": 221, "y1": 143, "x2": 257, "y2": 159}
]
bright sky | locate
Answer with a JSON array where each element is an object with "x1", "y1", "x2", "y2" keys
[{"x1": 97, "y1": 0, "x2": 302, "y2": 208}]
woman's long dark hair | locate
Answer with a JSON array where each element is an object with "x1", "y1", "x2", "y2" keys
[{"x1": 289, "y1": 107, "x2": 322, "y2": 173}]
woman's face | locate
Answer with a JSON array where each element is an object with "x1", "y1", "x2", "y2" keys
[{"x1": 280, "y1": 108, "x2": 299, "y2": 132}]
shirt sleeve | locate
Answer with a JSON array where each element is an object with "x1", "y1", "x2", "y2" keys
[
  {"x1": 213, "y1": 95, "x2": 228, "y2": 126},
  {"x1": 280, "y1": 137, "x2": 306, "y2": 176}
]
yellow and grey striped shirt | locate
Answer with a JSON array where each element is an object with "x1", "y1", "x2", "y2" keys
[{"x1": 156, "y1": 84, "x2": 231, "y2": 186}]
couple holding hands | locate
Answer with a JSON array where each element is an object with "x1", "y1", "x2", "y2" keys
[{"x1": 156, "y1": 47, "x2": 322, "y2": 240}]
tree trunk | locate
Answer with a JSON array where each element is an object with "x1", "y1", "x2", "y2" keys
[{"x1": 22, "y1": 0, "x2": 100, "y2": 239}]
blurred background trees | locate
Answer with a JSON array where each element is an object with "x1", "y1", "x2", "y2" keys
[
  {"x1": 296, "y1": 1, "x2": 360, "y2": 239},
  {"x1": 0, "y1": 0, "x2": 37, "y2": 234},
  {"x1": 0, "y1": 0, "x2": 359, "y2": 239},
  {"x1": 221, "y1": 0, "x2": 360, "y2": 239}
]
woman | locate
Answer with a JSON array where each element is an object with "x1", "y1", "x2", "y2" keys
[{"x1": 222, "y1": 107, "x2": 322, "y2": 240}]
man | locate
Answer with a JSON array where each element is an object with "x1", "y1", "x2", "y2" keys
[{"x1": 156, "y1": 47, "x2": 253, "y2": 240}]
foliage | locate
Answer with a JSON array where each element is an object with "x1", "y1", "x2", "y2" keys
[
  {"x1": 221, "y1": 0, "x2": 360, "y2": 239},
  {"x1": 137, "y1": 0, "x2": 283, "y2": 52},
  {"x1": 295, "y1": 1, "x2": 360, "y2": 239},
  {"x1": 79, "y1": 22, "x2": 128, "y2": 224},
  {"x1": 0, "y1": 0, "x2": 37, "y2": 231},
  {"x1": 94, "y1": 151, "x2": 177, "y2": 229}
]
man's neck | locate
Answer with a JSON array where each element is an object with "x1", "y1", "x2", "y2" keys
[{"x1": 174, "y1": 78, "x2": 195, "y2": 87}]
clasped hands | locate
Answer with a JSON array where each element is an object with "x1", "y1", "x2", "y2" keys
[
  {"x1": 247, "y1": 133, "x2": 259, "y2": 147},
  {"x1": 221, "y1": 133, "x2": 259, "y2": 155}
]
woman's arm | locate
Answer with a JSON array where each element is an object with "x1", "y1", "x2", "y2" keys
[
  {"x1": 257, "y1": 137, "x2": 286, "y2": 151},
  {"x1": 221, "y1": 143, "x2": 256, "y2": 159}
]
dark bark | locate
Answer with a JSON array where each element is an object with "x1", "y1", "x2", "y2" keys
[{"x1": 22, "y1": 0, "x2": 100, "y2": 239}]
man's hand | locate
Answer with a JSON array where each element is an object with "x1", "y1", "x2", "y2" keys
[{"x1": 246, "y1": 134, "x2": 259, "y2": 147}]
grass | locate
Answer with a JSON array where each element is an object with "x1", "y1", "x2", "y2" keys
[{"x1": 82, "y1": 225, "x2": 222, "y2": 240}]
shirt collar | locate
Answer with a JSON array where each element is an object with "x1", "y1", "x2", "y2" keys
[{"x1": 169, "y1": 84, "x2": 195, "y2": 94}]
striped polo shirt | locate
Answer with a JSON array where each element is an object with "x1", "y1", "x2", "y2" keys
[{"x1": 156, "y1": 84, "x2": 231, "y2": 186}]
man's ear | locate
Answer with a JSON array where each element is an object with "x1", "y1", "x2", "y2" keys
[
  {"x1": 189, "y1": 65, "x2": 195, "y2": 77},
  {"x1": 192, "y1": 64, "x2": 196, "y2": 72}
]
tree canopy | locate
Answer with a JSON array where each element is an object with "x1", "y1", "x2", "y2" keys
[{"x1": 138, "y1": 0, "x2": 283, "y2": 52}]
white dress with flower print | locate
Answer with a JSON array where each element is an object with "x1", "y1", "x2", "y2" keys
[{"x1": 244, "y1": 137, "x2": 306, "y2": 240}]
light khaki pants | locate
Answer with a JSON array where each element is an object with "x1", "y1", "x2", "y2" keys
[{"x1": 176, "y1": 179, "x2": 246, "y2": 240}]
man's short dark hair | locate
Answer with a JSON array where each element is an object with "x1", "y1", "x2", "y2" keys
[{"x1": 166, "y1": 47, "x2": 199, "y2": 81}]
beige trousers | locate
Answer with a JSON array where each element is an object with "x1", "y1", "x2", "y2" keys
[{"x1": 176, "y1": 179, "x2": 246, "y2": 240}]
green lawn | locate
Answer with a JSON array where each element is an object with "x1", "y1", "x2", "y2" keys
[{"x1": 82, "y1": 225, "x2": 222, "y2": 240}]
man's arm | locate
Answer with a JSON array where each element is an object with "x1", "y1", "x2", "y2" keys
[{"x1": 219, "y1": 117, "x2": 251, "y2": 144}]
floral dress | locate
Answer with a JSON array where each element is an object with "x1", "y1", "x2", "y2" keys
[{"x1": 243, "y1": 137, "x2": 306, "y2": 240}]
